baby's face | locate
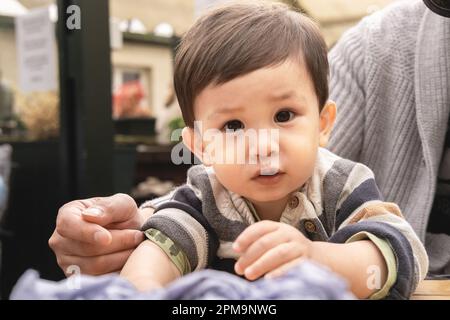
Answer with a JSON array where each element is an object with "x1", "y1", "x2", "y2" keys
[{"x1": 187, "y1": 59, "x2": 331, "y2": 203}]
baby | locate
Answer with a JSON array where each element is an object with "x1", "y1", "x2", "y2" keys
[{"x1": 120, "y1": 1, "x2": 428, "y2": 299}]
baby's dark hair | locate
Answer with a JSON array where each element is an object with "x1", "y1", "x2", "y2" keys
[{"x1": 174, "y1": 1, "x2": 329, "y2": 128}]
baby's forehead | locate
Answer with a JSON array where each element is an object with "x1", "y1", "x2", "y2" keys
[{"x1": 195, "y1": 60, "x2": 315, "y2": 104}]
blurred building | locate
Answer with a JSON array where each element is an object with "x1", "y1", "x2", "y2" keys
[
  {"x1": 0, "y1": 0, "x2": 400, "y2": 117},
  {"x1": 296, "y1": 0, "x2": 398, "y2": 46}
]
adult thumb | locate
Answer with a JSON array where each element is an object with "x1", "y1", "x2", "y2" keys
[{"x1": 81, "y1": 193, "x2": 138, "y2": 227}]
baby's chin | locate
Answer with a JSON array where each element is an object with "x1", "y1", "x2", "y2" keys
[{"x1": 242, "y1": 188, "x2": 291, "y2": 203}]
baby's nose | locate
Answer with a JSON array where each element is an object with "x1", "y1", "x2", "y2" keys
[
  {"x1": 248, "y1": 129, "x2": 280, "y2": 163},
  {"x1": 258, "y1": 129, "x2": 280, "y2": 156}
]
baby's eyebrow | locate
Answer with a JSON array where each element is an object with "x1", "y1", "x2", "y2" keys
[
  {"x1": 208, "y1": 106, "x2": 245, "y2": 119},
  {"x1": 269, "y1": 91, "x2": 295, "y2": 100},
  {"x1": 268, "y1": 90, "x2": 306, "y2": 103}
]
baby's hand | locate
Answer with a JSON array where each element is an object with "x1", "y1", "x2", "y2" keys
[{"x1": 233, "y1": 221, "x2": 312, "y2": 280}]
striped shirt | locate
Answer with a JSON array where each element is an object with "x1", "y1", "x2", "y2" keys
[{"x1": 141, "y1": 147, "x2": 428, "y2": 299}]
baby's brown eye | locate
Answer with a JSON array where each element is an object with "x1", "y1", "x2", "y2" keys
[
  {"x1": 275, "y1": 110, "x2": 294, "y2": 123},
  {"x1": 224, "y1": 120, "x2": 244, "y2": 131}
]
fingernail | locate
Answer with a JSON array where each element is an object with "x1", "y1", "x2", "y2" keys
[
  {"x1": 234, "y1": 263, "x2": 242, "y2": 275},
  {"x1": 94, "y1": 231, "x2": 109, "y2": 243},
  {"x1": 232, "y1": 242, "x2": 240, "y2": 252},
  {"x1": 84, "y1": 207, "x2": 104, "y2": 217},
  {"x1": 135, "y1": 232, "x2": 144, "y2": 244}
]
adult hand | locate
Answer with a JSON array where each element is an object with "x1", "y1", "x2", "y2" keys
[
  {"x1": 233, "y1": 220, "x2": 312, "y2": 280},
  {"x1": 49, "y1": 193, "x2": 148, "y2": 276}
]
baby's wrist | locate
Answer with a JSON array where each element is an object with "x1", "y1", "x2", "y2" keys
[{"x1": 308, "y1": 240, "x2": 330, "y2": 266}]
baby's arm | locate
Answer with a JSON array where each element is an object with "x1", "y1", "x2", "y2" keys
[
  {"x1": 309, "y1": 239, "x2": 387, "y2": 298},
  {"x1": 127, "y1": 183, "x2": 221, "y2": 291},
  {"x1": 120, "y1": 240, "x2": 181, "y2": 292},
  {"x1": 233, "y1": 221, "x2": 387, "y2": 299},
  {"x1": 326, "y1": 162, "x2": 428, "y2": 299}
]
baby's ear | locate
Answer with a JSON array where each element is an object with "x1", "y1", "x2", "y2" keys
[
  {"x1": 319, "y1": 101, "x2": 337, "y2": 147},
  {"x1": 181, "y1": 127, "x2": 208, "y2": 165}
]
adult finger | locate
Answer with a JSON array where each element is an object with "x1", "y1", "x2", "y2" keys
[
  {"x1": 81, "y1": 193, "x2": 140, "y2": 228},
  {"x1": 55, "y1": 204, "x2": 113, "y2": 245},
  {"x1": 50, "y1": 229, "x2": 144, "y2": 257},
  {"x1": 58, "y1": 249, "x2": 135, "y2": 276}
]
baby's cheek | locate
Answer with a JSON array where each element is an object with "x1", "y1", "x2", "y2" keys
[
  {"x1": 213, "y1": 163, "x2": 234, "y2": 177},
  {"x1": 284, "y1": 138, "x2": 317, "y2": 174},
  {"x1": 214, "y1": 164, "x2": 247, "y2": 192}
]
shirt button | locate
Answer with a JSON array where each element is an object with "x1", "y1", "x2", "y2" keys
[
  {"x1": 304, "y1": 220, "x2": 317, "y2": 233},
  {"x1": 288, "y1": 196, "x2": 299, "y2": 209}
]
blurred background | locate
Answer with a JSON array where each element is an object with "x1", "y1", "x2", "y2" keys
[{"x1": 0, "y1": 0, "x2": 401, "y2": 298}]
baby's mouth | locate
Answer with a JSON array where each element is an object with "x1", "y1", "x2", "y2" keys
[
  {"x1": 251, "y1": 171, "x2": 285, "y2": 185},
  {"x1": 252, "y1": 169, "x2": 284, "y2": 178}
]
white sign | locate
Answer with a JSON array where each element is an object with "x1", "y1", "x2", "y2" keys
[
  {"x1": 110, "y1": 17, "x2": 123, "y2": 50},
  {"x1": 15, "y1": 7, "x2": 57, "y2": 93},
  {"x1": 195, "y1": 0, "x2": 230, "y2": 17},
  {"x1": 0, "y1": 0, "x2": 27, "y2": 17}
]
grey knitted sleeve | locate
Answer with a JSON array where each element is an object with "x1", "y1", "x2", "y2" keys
[{"x1": 327, "y1": 18, "x2": 368, "y2": 162}]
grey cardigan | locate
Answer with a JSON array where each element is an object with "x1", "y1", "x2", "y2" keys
[{"x1": 328, "y1": 0, "x2": 450, "y2": 244}]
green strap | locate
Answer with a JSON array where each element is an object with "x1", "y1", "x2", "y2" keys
[{"x1": 143, "y1": 228, "x2": 192, "y2": 276}]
